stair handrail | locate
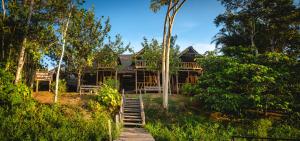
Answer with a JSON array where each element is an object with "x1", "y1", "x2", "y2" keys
[
  {"x1": 120, "y1": 89, "x2": 125, "y2": 124},
  {"x1": 139, "y1": 90, "x2": 146, "y2": 126}
]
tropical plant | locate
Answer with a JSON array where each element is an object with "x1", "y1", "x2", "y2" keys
[{"x1": 96, "y1": 84, "x2": 121, "y2": 112}]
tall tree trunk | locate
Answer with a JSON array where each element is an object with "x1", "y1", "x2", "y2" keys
[
  {"x1": 1, "y1": 0, "x2": 6, "y2": 60},
  {"x1": 54, "y1": 8, "x2": 72, "y2": 103},
  {"x1": 15, "y1": 0, "x2": 34, "y2": 84},
  {"x1": 162, "y1": 1, "x2": 172, "y2": 109},
  {"x1": 77, "y1": 70, "x2": 81, "y2": 92}
]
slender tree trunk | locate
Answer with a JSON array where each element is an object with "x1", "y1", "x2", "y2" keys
[
  {"x1": 250, "y1": 20, "x2": 258, "y2": 55},
  {"x1": 163, "y1": 22, "x2": 174, "y2": 109},
  {"x1": 1, "y1": 0, "x2": 6, "y2": 60},
  {"x1": 161, "y1": 0, "x2": 186, "y2": 109},
  {"x1": 162, "y1": 1, "x2": 172, "y2": 109},
  {"x1": 54, "y1": 8, "x2": 72, "y2": 103},
  {"x1": 15, "y1": 0, "x2": 34, "y2": 84},
  {"x1": 77, "y1": 70, "x2": 81, "y2": 92}
]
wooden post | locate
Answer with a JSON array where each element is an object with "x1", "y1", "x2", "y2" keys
[
  {"x1": 157, "y1": 70, "x2": 161, "y2": 94},
  {"x1": 36, "y1": 80, "x2": 39, "y2": 92},
  {"x1": 176, "y1": 72, "x2": 179, "y2": 94},
  {"x1": 96, "y1": 70, "x2": 98, "y2": 85},
  {"x1": 49, "y1": 80, "x2": 51, "y2": 92},
  {"x1": 135, "y1": 70, "x2": 137, "y2": 94},
  {"x1": 115, "y1": 70, "x2": 118, "y2": 89},
  {"x1": 143, "y1": 70, "x2": 145, "y2": 93},
  {"x1": 102, "y1": 70, "x2": 104, "y2": 84},
  {"x1": 108, "y1": 119, "x2": 112, "y2": 141},
  {"x1": 188, "y1": 70, "x2": 190, "y2": 83}
]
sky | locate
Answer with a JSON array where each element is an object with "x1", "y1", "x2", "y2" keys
[{"x1": 83, "y1": 0, "x2": 225, "y2": 54}]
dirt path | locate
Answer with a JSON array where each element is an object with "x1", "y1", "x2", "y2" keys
[{"x1": 117, "y1": 128, "x2": 155, "y2": 141}]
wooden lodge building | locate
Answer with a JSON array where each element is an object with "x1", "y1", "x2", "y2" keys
[{"x1": 81, "y1": 46, "x2": 202, "y2": 94}]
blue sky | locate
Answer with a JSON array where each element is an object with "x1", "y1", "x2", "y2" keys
[{"x1": 83, "y1": 0, "x2": 225, "y2": 54}]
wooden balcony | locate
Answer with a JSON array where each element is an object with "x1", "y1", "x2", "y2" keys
[
  {"x1": 179, "y1": 62, "x2": 201, "y2": 70},
  {"x1": 135, "y1": 60, "x2": 147, "y2": 69},
  {"x1": 135, "y1": 60, "x2": 201, "y2": 70},
  {"x1": 97, "y1": 62, "x2": 117, "y2": 69}
]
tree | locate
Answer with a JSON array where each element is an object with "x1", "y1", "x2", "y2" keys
[
  {"x1": 0, "y1": 0, "x2": 78, "y2": 86},
  {"x1": 15, "y1": 0, "x2": 35, "y2": 84},
  {"x1": 64, "y1": 8, "x2": 111, "y2": 92},
  {"x1": 150, "y1": 0, "x2": 187, "y2": 109},
  {"x1": 95, "y1": 34, "x2": 131, "y2": 67},
  {"x1": 214, "y1": 0, "x2": 300, "y2": 56},
  {"x1": 54, "y1": 4, "x2": 73, "y2": 103},
  {"x1": 141, "y1": 36, "x2": 181, "y2": 94}
]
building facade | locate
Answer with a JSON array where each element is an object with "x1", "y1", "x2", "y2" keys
[{"x1": 82, "y1": 46, "x2": 202, "y2": 94}]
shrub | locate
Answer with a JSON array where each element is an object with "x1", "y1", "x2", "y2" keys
[
  {"x1": 195, "y1": 52, "x2": 296, "y2": 114},
  {"x1": 0, "y1": 68, "x2": 120, "y2": 140},
  {"x1": 50, "y1": 79, "x2": 67, "y2": 95},
  {"x1": 96, "y1": 84, "x2": 121, "y2": 112},
  {"x1": 103, "y1": 78, "x2": 119, "y2": 89},
  {"x1": 181, "y1": 83, "x2": 199, "y2": 96}
]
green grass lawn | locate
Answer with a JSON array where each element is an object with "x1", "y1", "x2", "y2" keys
[{"x1": 141, "y1": 94, "x2": 300, "y2": 141}]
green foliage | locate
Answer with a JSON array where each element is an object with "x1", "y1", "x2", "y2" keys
[
  {"x1": 249, "y1": 119, "x2": 273, "y2": 137},
  {"x1": 214, "y1": 0, "x2": 300, "y2": 55},
  {"x1": 181, "y1": 83, "x2": 199, "y2": 96},
  {"x1": 141, "y1": 36, "x2": 181, "y2": 73},
  {"x1": 96, "y1": 84, "x2": 121, "y2": 112},
  {"x1": 50, "y1": 79, "x2": 67, "y2": 95},
  {"x1": 0, "y1": 68, "x2": 119, "y2": 140},
  {"x1": 145, "y1": 103, "x2": 300, "y2": 141},
  {"x1": 195, "y1": 51, "x2": 300, "y2": 114},
  {"x1": 103, "y1": 78, "x2": 119, "y2": 89}
]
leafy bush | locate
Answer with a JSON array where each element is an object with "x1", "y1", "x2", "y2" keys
[
  {"x1": 0, "y1": 68, "x2": 120, "y2": 140},
  {"x1": 103, "y1": 78, "x2": 119, "y2": 89},
  {"x1": 181, "y1": 83, "x2": 199, "y2": 96},
  {"x1": 50, "y1": 79, "x2": 67, "y2": 95},
  {"x1": 195, "y1": 52, "x2": 298, "y2": 114},
  {"x1": 96, "y1": 84, "x2": 121, "y2": 112}
]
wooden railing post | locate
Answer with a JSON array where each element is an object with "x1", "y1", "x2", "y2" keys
[
  {"x1": 139, "y1": 90, "x2": 146, "y2": 126},
  {"x1": 119, "y1": 89, "x2": 125, "y2": 124}
]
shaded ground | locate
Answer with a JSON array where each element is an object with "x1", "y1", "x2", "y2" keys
[{"x1": 33, "y1": 91, "x2": 93, "y2": 106}]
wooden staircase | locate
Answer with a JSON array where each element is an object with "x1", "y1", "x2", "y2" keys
[{"x1": 120, "y1": 91, "x2": 145, "y2": 127}]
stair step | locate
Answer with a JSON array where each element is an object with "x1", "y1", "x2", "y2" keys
[
  {"x1": 124, "y1": 115, "x2": 141, "y2": 118},
  {"x1": 125, "y1": 106, "x2": 140, "y2": 108},
  {"x1": 126, "y1": 98, "x2": 138, "y2": 100},
  {"x1": 124, "y1": 118, "x2": 142, "y2": 121},
  {"x1": 125, "y1": 102, "x2": 140, "y2": 104},
  {"x1": 123, "y1": 122, "x2": 143, "y2": 126},
  {"x1": 124, "y1": 113, "x2": 140, "y2": 116},
  {"x1": 125, "y1": 101, "x2": 140, "y2": 103},
  {"x1": 124, "y1": 108, "x2": 140, "y2": 110}
]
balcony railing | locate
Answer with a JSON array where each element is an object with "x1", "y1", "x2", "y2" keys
[
  {"x1": 179, "y1": 62, "x2": 201, "y2": 70},
  {"x1": 135, "y1": 60, "x2": 201, "y2": 70},
  {"x1": 97, "y1": 62, "x2": 117, "y2": 69}
]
